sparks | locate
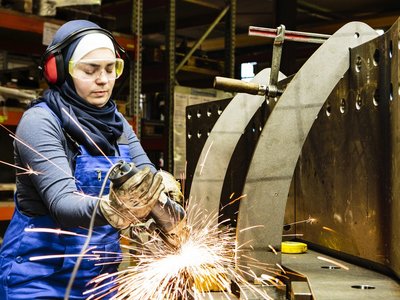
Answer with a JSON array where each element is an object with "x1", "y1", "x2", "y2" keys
[
  {"x1": 224, "y1": 194, "x2": 247, "y2": 208},
  {"x1": 238, "y1": 224, "x2": 265, "y2": 233},
  {"x1": 30, "y1": 253, "x2": 99, "y2": 262},
  {"x1": 86, "y1": 209, "x2": 279, "y2": 300},
  {"x1": 268, "y1": 245, "x2": 278, "y2": 255},
  {"x1": 0, "y1": 160, "x2": 41, "y2": 176},
  {"x1": 199, "y1": 140, "x2": 213, "y2": 175},
  {"x1": 73, "y1": 191, "x2": 108, "y2": 202},
  {"x1": 25, "y1": 227, "x2": 88, "y2": 237},
  {"x1": 317, "y1": 256, "x2": 350, "y2": 270},
  {"x1": 0, "y1": 125, "x2": 281, "y2": 300},
  {"x1": 284, "y1": 216, "x2": 316, "y2": 227},
  {"x1": 322, "y1": 226, "x2": 337, "y2": 233},
  {"x1": 62, "y1": 107, "x2": 113, "y2": 166},
  {"x1": 282, "y1": 233, "x2": 304, "y2": 237},
  {"x1": 11, "y1": 134, "x2": 75, "y2": 179}
]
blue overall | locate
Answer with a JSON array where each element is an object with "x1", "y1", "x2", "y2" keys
[{"x1": 0, "y1": 109, "x2": 132, "y2": 299}]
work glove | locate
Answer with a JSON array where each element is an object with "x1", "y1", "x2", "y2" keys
[
  {"x1": 158, "y1": 170, "x2": 184, "y2": 204},
  {"x1": 100, "y1": 167, "x2": 164, "y2": 229}
]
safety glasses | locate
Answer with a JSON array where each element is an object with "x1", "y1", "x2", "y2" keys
[{"x1": 68, "y1": 58, "x2": 124, "y2": 81}]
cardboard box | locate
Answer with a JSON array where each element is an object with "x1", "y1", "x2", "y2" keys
[
  {"x1": 36, "y1": 0, "x2": 101, "y2": 16},
  {"x1": 3, "y1": 0, "x2": 33, "y2": 13}
]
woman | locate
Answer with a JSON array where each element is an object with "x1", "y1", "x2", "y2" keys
[{"x1": 0, "y1": 20, "x2": 173, "y2": 299}]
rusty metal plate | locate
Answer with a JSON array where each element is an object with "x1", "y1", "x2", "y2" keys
[
  {"x1": 289, "y1": 19, "x2": 400, "y2": 279},
  {"x1": 236, "y1": 22, "x2": 378, "y2": 277}
]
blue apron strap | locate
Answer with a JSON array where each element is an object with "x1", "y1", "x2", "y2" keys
[
  {"x1": 77, "y1": 144, "x2": 129, "y2": 156},
  {"x1": 34, "y1": 102, "x2": 62, "y2": 125}
]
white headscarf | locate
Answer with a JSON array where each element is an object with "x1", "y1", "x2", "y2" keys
[{"x1": 70, "y1": 33, "x2": 115, "y2": 62}]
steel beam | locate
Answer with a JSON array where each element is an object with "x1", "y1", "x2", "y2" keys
[
  {"x1": 175, "y1": 5, "x2": 230, "y2": 73},
  {"x1": 224, "y1": 0, "x2": 236, "y2": 78},
  {"x1": 166, "y1": 0, "x2": 176, "y2": 172},
  {"x1": 130, "y1": 0, "x2": 143, "y2": 133}
]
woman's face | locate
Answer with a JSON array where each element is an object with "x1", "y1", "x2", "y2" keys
[{"x1": 71, "y1": 48, "x2": 116, "y2": 108}]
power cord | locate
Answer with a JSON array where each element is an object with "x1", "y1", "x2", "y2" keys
[{"x1": 64, "y1": 161, "x2": 121, "y2": 300}]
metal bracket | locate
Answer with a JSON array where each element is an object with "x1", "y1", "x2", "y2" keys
[
  {"x1": 212, "y1": 25, "x2": 287, "y2": 98},
  {"x1": 268, "y1": 24, "x2": 285, "y2": 98}
]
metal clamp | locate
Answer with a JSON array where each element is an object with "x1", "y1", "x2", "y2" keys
[
  {"x1": 268, "y1": 24, "x2": 285, "y2": 98},
  {"x1": 214, "y1": 25, "x2": 330, "y2": 98}
]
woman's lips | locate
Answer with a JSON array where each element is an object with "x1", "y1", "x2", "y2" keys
[{"x1": 93, "y1": 90, "x2": 107, "y2": 96}]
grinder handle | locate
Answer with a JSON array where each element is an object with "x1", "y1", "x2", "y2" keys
[{"x1": 214, "y1": 76, "x2": 266, "y2": 95}]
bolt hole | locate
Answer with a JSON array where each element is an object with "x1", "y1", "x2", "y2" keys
[
  {"x1": 340, "y1": 98, "x2": 347, "y2": 114},
  {"x1": 217, "y1": 106, "x2": 223, "y2": 115},
  {"x1": 252, "y1": 123, "x2": 256, "y2": 133},
  {"x1": 389, "y1": 40, "x2": 393, "y2": 59},
  {"x1": 321, "y1": 265, "x2": 341, "y2": 270},
  {"x1": 188, "y1": 132, "x2": 192, "y2": 139},
  {"x1": 355, "y1": 56, "x2": 362, "y2": 72},
  {"x1": 354, "y1": 32, "x2": 360, "y2": 38},
  {"x1": 351, "y1": 285, "x2": 376, "y2": 290},
  {"x1": 373, "y1": 89, "x2": 379, "y2": 106},
  {"x1": 326, "y1": 102, "x2": 331, "y2": 117},
  {"x1": 196, "y1": 110, "x2": 202, "y2": 118},
  {"x1": 356, "y1": 94, "x2": 362, "y2": 110},
  {"x1": 197, "y1": 131, "x2": 202, "y2": 138},
  {"x1": 373, "y1": 48, "x2": 380, "y2": 66},
  {"x1": 207, "y1": 107, "x2": 212, "y2": 117},
  {"x1": 187, "y1": 112, "x2": 192, "y2": 119},
  {"x1": 390, "y1": 83, "x2": 393, "y2": 101}
]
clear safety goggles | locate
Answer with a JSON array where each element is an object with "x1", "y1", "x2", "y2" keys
[{"x1": 68, "y1": 58, "x2": 124, "y2": 81}]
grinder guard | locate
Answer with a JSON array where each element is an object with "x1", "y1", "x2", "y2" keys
[{"x1": 109, "y1": 160, "x2": 187, "y2": 248}]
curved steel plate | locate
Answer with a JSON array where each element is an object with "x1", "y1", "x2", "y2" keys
[
  {"x1": 236, "y1": 22, "x2": 378, "y2": 275},
  {"x1": 187, "y1": 69, "x2": 286, "y2": 223}
]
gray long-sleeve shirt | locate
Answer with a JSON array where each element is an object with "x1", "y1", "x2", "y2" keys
[{"x1": 14, "y1": 105, "x2": 156, "y2": 228}]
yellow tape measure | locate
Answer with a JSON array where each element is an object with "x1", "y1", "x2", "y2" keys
[{"x1": 281, "y1": 241, "x2": 308, "y2": 254}]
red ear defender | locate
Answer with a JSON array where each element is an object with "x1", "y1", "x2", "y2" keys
[
  {"x1": 40, "y1": 27, "x2": 126, "y2": 86},
  {"x1": 43, "y1": 54, "x2": 58, "y2": 84},
  {"x1": 42, "y1": 52, "x2": 65, "y2": 85}
]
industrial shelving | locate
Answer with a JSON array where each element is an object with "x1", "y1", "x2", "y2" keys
[{"x1": 0, "y1": 7, "x2": 140, "y2": 221}]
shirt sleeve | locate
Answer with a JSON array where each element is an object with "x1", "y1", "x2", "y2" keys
[{"x1": 15, "y1": 106, "x2": 109, "y2": 228}]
